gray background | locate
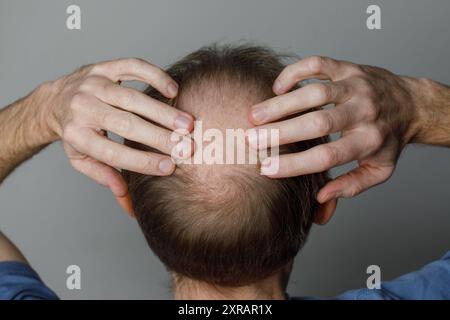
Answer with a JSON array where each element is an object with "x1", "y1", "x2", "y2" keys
[{"x1": 0, "y1": 0, "x2": 449, "y2": 299}]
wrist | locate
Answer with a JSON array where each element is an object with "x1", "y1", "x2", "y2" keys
[
  {"x1": 20, "y1": 82, "x2": 60, "y2": 148},
  {"x1": 399, "y1": 76, "x2": 424, "y2": 145},
  {"x1": 0, "y1": 85, "x2": 57, "y2": 182},
  {"x1": 407, "y1": 77, "x2": 450, "y2": 146},
  {"x1": 31, "y1": 81, "x2": 61, "y2": 143}
]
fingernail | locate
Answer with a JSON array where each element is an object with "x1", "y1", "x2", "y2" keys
[
  {"x1": 175, "y1": 138, "x2": 194, "y2": 159},
  {"x1": 251, "y1": 106, "x2": 268, "y2": 123},
  {"x1": 159, "y1": 158, "x2": 174, "y2": 174},
  {"x1": 174, "y1": 114, "x2": 193, "y2": 131},
  {"x1": 167, "y1": 82, "x2": 178, "y2": 97},
  {"x1": 273, "y1": 81, "x2": 283, "y2": 94}
]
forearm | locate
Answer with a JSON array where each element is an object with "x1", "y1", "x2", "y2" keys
[
  {"x1": 0, "y1": 83, "x2": 56, "y2": 184},
  {"x1": 407, "y1": 77, "x2": 450, "y2": 147}
]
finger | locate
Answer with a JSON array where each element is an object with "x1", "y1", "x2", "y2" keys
[
  {"x1": 248, "y1": 104, "x2": 365, "y2": 149},
  {"x1": 317, "y1": 163, "x2": 395, "y2": 203},
  {"x1": 69, "y1": 154, "x2": 128, "y2": 197},
  {"x1": 273, "y1": 56, "x2": 354, "y2": 94},
  {"x1": 69, "y1": 154, "x2": 135, "y2": 217},
  {"x1": 249, "y1": 81, "x2": 351, "y2": 125},
  {"x1": 93, "y1": 81, "x2": 193, "y2": 132},
  {"x1": 90, "y1": 100, "x2": 194, "y2": 159},
  {"x1": 91, "y1": 58, "x2": 179, "y2": 98},
  {"x1": 66, "y1": 128, "x2": 176, "y2": 176},
  {"x1": 261, "y1": 133, "x2": 368, "y2": 177},
  {"x1": 115, "y1": 194, "x2": 135, "y2": 218}
]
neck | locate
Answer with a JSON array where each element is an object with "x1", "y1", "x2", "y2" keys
[{"x1": 173, "y1": 267, "x2": 291, "y2": 300}]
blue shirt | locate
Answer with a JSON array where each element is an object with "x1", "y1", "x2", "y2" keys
[
  {"x1": 1, "y1": 251, "x2": 449, "y2": 300},
  {"x1": 0, "y1": 261, "x2": 58, "y2": 300}
]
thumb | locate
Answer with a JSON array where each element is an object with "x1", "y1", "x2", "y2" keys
[{"x1": 115, "y1": 193, "x2": 135, "y2": 218}]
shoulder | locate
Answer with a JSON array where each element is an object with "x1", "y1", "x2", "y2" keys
[
  {"x1": 0, "y1": 261, "x2": 58, "y2": 300},
  {"x1": 291, "y1": 251, "x2": 450, "y2": 300},
  {"x1": 339, "y1": 251, "x2": 450, "y2": 300}
]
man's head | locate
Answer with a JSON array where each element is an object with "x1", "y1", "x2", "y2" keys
[{"x1": 123, "y1": 44, "x2": 334, "y2": 293}]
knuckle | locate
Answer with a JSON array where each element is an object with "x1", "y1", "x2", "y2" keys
[
  {"x1": 78, "y1": 76, "x2": 100, "y2": 92},
  {"x1": 148, "y1": 65, "x2": 167, "y2": 82},
  {"x1": 125, "y1": 58, "x2": 147, "y2": 72},
  {"x1": 369, "y1": 127, "x2": 385, "y2": 149},
  {"x1": 78, "y1": 82, "x2": 91, "y2": 94},
  {"x1": 106, "y1": 112, "x2": 134, "y2": 136},
  {"x1": 345, "y1": 174, "x2": 364, "y2": 197},
  {"x1": 62, "y1": 124, "x2": 79, "y2": 145},
  {"x1": 348, "y1": 185, "x2": 362, "y2": 197},
  {"x1": 313, "y1": 83, "x2": 332, "y2": 102},
  {"x1": 77, "y1": 63, "x2": 94, "y2": 75},
  {"x1": 308, "y1": 56, "x2": 325, "y2": 73},
  {"x1": 313, "y1": 112, "x2": 333, "y2": 135},
  {"x1": 318, "y1": 145, "x2": 340, "y2": 168},
  {"x1": 154, "y1": 130, "x2": 171, "y2": 148},
  {"x1": 70, "y1": 92, "x2": 89, "y2": 112},
  {"x1": 347, "y1": 63, "x2": 365, "y2": 76},
  {"x1": 102, "y1": 147, "x2": 118, "y2": 165},
  {"x1": 284, "y1": 63, "x2": 298, "y2": 78},
  {"x1": 88, "y1": 63, "x2": 105, "y2": 75},
  {"x1": 363, "y1": 101, "x2": 379, "y2": 121},
  {"x1": 419, "y1": 77, "x2": 435, "y2": 88},
  {"x1": 152, "y1": 65, "x2": 165, "y2": 77},
  {"x1": 357, "y1": 76, "x2": 374, "y2": 94},
  {"x1": 340, "y1": 83, "x2": 353, "y2": 101},
  {"x1": 126, "y1": 57, "x2": 145, "y2": 65}
]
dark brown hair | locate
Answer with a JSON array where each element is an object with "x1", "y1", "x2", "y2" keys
[{"x1": 123, "y1": 44, "x2": 329, "y2": 287}]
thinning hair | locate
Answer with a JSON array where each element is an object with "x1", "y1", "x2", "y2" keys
[{"x1": 123, "y1": 44, "x2": 329, "y2": 287}]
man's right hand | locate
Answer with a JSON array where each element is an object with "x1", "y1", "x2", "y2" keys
[{"x1": 39, "y1": 58, "x2": 194, "y2": 210}]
